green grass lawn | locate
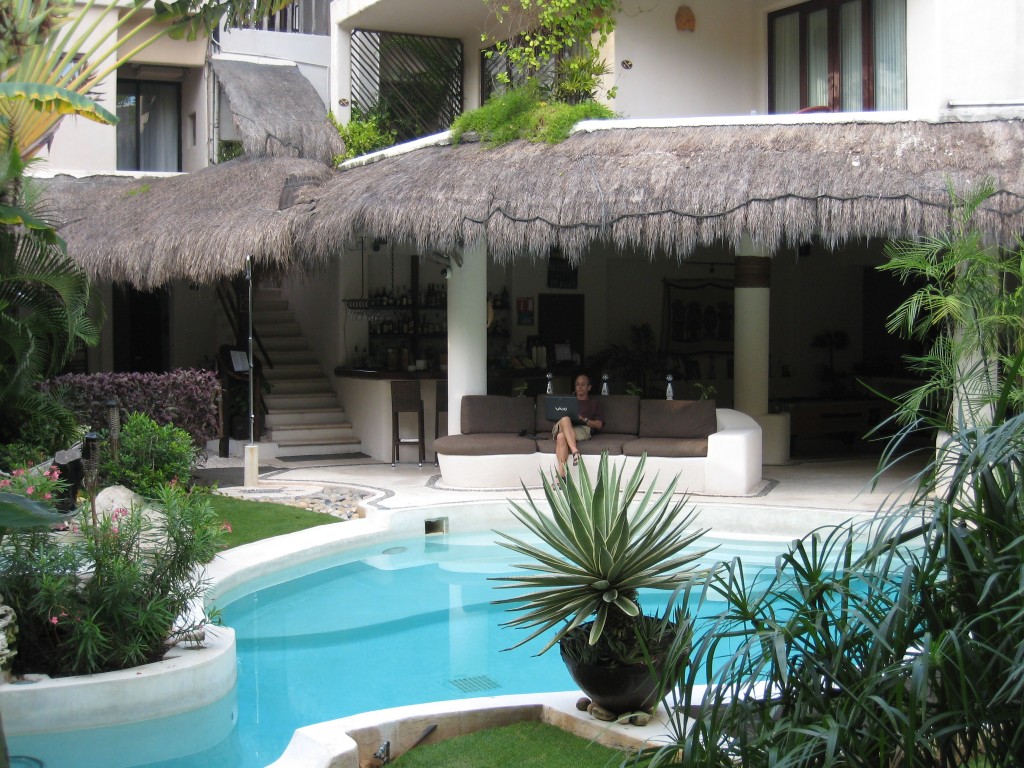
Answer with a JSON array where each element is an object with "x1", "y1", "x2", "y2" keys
[
  {"x1": 209, "y1": 494, "x2": 341, "y2": 548},
  {"x1": 388, "y1": 722, "x2": 629, "y2": 768}
]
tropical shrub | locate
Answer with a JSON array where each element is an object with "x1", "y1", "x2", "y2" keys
[
  {"x1": 0, "y1": 148, "x2": 99, "y2": 460},
  {"x1": 494, "y1": 453, "x2": 711, "y2": 661},
  {"x1": 479, "y1": 0, "x2": 620, "y2": 103},
  {"x1": 329, "y1": 104, "x2": 397, "y2": 162},
  {"x1": 41, "y1": 368, "x2": 219, "y2": 447},
  {"x1": 100, "y1": 412, "x2": 199, "y2": 497},
  {"x1": 0, "y1": 482, "x2": 224, "y2": 677},
  {"x1": 639, "y1": 184, "x2": 1024, "y2": 767}
]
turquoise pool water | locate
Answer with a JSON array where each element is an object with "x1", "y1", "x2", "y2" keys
[{"x1": 9, "y1": 530, "x2": 790, "y2": 768}]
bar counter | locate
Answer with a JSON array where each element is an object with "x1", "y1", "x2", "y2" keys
[{"x1": 333, "y1": 367, "x2": 445, "y2": 463}]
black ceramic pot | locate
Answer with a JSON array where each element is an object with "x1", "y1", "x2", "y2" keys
[{"x1": 559, "y1": 645, "x2": 661, "y2": 715}]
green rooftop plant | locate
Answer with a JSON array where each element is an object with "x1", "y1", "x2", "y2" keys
[{"x1": 452, "y1": 81, "x2": 615, "y2": 146}]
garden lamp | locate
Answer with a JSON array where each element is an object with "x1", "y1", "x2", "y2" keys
[
  {"x1": 106, "y1": 398, "x2": 120, "y2": 462},
  {"x1": 83, "y1": 431, "x2": 100, "y2": 526}
]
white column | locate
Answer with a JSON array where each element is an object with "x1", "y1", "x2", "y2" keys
[
  {"x1": 734, "y1": 237, "x2": 790, "y2": 464},
  {"x1": 447, "y1": 240, "x2": 488, "y2": 435}
]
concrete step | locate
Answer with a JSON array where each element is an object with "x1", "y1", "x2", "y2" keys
[
  {"x1": 267, "y1": 379, "x2": 334, "y2": 396},
  {"x1": 253, "y1": 309, "x2": 296, "y2": 326},
  {"x1": 269, "y1": 422, "x2": 358, "y2": 444},
  {"x1": 262, "y1": 364, "x2": 325, "y2": 381},
  {"x1": 264, "y1": 392, "x2": 341, "y2": 410},
  {"x1": 265, "y1": 407, "x2": 348, "y2": 428},
  {"x1": 262, "y1": 348, "x2": 318, "y2": 366},
  {"x1": 258, "y1": 322, "x2": 303, "y2": 338},
  {"x1": 260, "y1": 335, "x2": 309, "y2": 352},
  {"x1": 272, "y1": 438, "x2": 364, "y2": 457}
]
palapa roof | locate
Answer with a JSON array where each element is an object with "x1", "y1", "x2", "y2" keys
[
  {"x1": 298, "y1": 115, "x2": 1024, "y2": 263},
  {"x1": 42, "y1": 156, "x2": 334, "y2": 288},
  {"x1": 211, "y1": 58, "x2": 344, "y2": 166},
  {"x1": 40, "y1": 114, "x2": 1024, "y2": 289}
]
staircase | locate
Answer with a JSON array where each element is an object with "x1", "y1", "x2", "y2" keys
[{"x1": 253, "y1": 288, "x2": 362, "y2": 458}]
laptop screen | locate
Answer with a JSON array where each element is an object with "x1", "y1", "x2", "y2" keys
[{"x1": 544, "y1": 396, "x2": 579, "y2": 422}]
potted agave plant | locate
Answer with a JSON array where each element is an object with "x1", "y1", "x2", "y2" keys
[{"x1": 494, "y1": 453, "x2": 714, "y2": 719}]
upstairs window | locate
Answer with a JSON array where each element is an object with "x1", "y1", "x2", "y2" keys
[
  {"x1": 769, "y1": 0, "x2": 906, "y2": 113},
  {"x1": 116, "y1": 79, "x2": 181, "y2": 172}
]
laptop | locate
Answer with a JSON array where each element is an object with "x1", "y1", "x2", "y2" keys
[{"x1": 544, "y1": 395, "x2": 580, "y2": 422}]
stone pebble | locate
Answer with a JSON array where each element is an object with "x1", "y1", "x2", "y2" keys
[
  {"x1": 284, "y1": 488, "x2": 368, "y2": 520},
  {"x1": 224, "y1": 485, "x2": 370, "y2": 521}
]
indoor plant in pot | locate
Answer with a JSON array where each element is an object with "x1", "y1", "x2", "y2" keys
[{"x1": 494, "y1": 453, "x2": 714, "y2": 720}]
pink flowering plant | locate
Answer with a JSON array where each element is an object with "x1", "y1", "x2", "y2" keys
[
  {"x1": 0, "y1": 481, "x2": 225, "y2": 676},
  {"x1": 0, "y1": 463, "x2": 67, "y2": 504},
  {"x1": 0, "y1": 463, "x2": 73, "y2": 545}
]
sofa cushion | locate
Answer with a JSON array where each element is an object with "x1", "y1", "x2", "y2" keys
[
  {"x1": 639, "y1": 400, "x2": 717, "y2": 439},
  {"x1": 622, "y1": 437, "x2": 709, "y2": 458},
  {"x1": 535, "y1": 433, "x2": 634, "y2": 455},
  {"x1": 599, "y1": 395, "x2": 641, "y2": 434},
  {"x1": 534, "y1": 394, "x2": 640, "y2": 434},
  {"x1": 461, "y1": 395, "x2": 536, "y2": 434},
  {"x1": 434, "y1": 433, "x2": 538, "y2": 456}
]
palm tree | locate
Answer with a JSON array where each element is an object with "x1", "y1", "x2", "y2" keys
[{"x1": 0, "y1": 142, "x2": 98, "y2": 454}]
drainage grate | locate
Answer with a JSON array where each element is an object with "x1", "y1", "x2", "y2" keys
[{"x1": 448, "y1": 675, "x2": 500, "y2": 694}]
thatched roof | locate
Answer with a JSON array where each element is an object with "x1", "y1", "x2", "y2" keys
[
  {"x1": 298, "y1": 116, "x2": 1024, "y2": 262},
  {"x1": 40, "y1": 156, "x2": 333, "y2": 288},
  {"x1": 211, "y1": 58, "x2": 344, "y2": 165}
]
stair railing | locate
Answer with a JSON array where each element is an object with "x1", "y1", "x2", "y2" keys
[
  {"x1": 215, "y1": 277, "x2": 275, "y2": 370},
  {"x1": 214, "y1": 276, "x2": 275, "y2": 457}
]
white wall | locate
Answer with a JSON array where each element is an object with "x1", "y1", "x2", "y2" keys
[
  {"x1": 908, "y1": 0, "x2": 1024, "y2": 113},
  {"x1": 612, "y1": 0, "x2": 765, "y2": 119}
]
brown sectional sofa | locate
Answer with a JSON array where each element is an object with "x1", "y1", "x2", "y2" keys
[{"x1": 434, "y1": 394, "x2": 762, "y2": 494}]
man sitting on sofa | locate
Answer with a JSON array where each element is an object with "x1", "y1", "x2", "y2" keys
[{"x1": 552, "y1": 373, "x2": 605, "y2": 479}]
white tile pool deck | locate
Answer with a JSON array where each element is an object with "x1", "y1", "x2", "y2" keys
[{"x1": 2, "y1": 453, "x2": 928, "y2": 768}]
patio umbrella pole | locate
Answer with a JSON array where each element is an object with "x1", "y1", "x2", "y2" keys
[{"x1": 244, "y1": 254, "x2": 259, "y2": 487}]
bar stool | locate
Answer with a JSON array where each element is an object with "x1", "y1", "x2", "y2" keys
[
  {"x1": 434, "y1": 384, "x2": 448, "y2": 466},
  {"x1": 391, "y1": 380, "x2": 425, "y2": 467}
]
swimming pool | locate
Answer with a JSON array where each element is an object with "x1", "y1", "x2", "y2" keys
[{"x1": 7, "y1": 509, "x2": 803, "y2": 768}]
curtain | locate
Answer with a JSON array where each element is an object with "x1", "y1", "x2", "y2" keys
[
  {"x1": 839, "y1": 1, "x2": 863, "y2": 111},
  {"x1": 772, "y1": 12, "x2": 800, "y2": 113},
  {"x1": 138, "y1": 82, "x2": 180, "y2": 172},
  {"x1": 805, "y1": 9, "x2": 829, "y2": 108},
  {"x1": 873, "y1": 0, "x2": 907, "y2": 109}
]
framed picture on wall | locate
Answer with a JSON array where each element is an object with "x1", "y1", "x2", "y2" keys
[
  {"x1": 662, "y1": 279, "x2": 734, "y2": 354},
  {"x1": 516, "y1": 297, "x2": 534, "y2": 325}
]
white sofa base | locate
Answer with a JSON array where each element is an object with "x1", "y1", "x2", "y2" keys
[{"x1": 437, "y1": 409, "x2": 763, "y2": 495}]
